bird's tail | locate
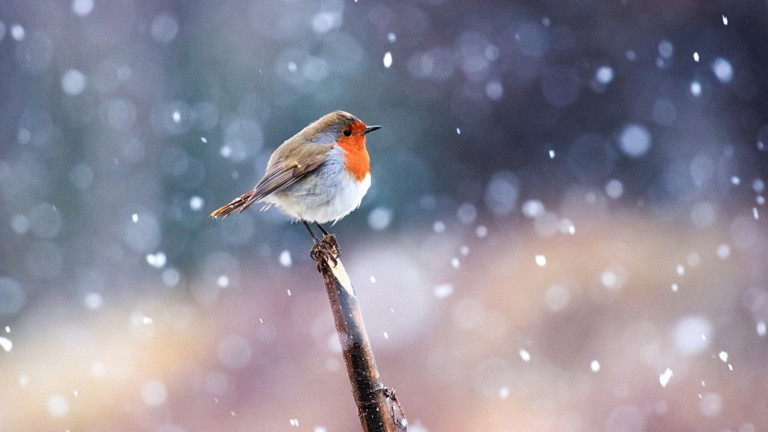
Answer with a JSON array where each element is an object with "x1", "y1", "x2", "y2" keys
[{"x1": 210, "y1": 190, "x2": 257, "y2": 219}]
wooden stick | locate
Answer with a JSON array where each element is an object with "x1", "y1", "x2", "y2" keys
[{"x1": 310, "y1": 235, "x2": 408, "y2": 432}]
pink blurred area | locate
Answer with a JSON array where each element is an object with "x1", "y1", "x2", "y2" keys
[{"x1": 2, "y1": 203, "x2": 766, "y2": 432}]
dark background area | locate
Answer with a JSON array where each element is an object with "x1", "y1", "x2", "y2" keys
[{"x1": 0, "y1": 0, "x2": 767, "y2": 431}]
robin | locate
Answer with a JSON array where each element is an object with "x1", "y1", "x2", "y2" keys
[{"x1": 210, "y1": 110, "x2": 381, "y2": 245}]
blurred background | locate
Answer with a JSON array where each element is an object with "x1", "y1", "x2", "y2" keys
[{"x1": 1, "y1": 0, "x2": 767, "y2": 431}]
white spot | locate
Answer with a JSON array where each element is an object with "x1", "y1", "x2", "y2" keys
[
  {"x1": 671, "y1": 283, "x2": 679, "y2": 292},
  {"x1": 535, "y1": 255, "x2": 547, "y2": 267},
  {"x1": 433, "y1": 220, "x2": 446, "y2": 233},
  {"x1": 387, "y1": 32, "x2": 396, "y2": 43},
  {"x1": 146, "y1": 252, "x2": 167, "y2": 269},
  {"x1": 369, "y1": 276, "x2": 376, "y2": 283},
  {"x1": 61, "y1": 69, "x2": 87, "y2": 95},
  {"x1": 433, "y1": 284, "x2": 454, "y2": 299},
  {"x1": 279, "y1": 250, "x2": 292, "y2": 267},
  {"x1": 140, "y1": 380, "x2": 168, "y2": 406},
  {"x1": 383, "y1": 51, "x2": 393, "y2": 68},
  {"x1": 217, "y1": 275, "x2": 229, "y2": 288},
  {"x1": 189, "y1": 196, "x2": 204, "y2": 211},
  {"x1": 753, "y1": 207, "x2": 759, "y2": 220},
  {"x1": 367, "y1": 206, "x2": 393, "y2": 231},
  {"x1": 486, "y1": 80, "x2": 503, "y2": 100},
  {"x1": 716, "y1": 243, "x2": 731, "y2": 259},
  {"x1": 676, "y1": 264, "x2": 685, "y2": 276},
  {"x1": 476, "y1": 225, "x2": 488, "y2": 238},
  {"x1": 72, "y1": 0, "x2": 94, "y2": 16},
  {"x1": 595, "y1": 65, "x2": 614, "y2": 84},
  {"x1": 201, "y1": 136, "x2": 208, "y2": 143},
  {"x1": 151, "y1": 14, "x2": 179, "y2": 44},
  {"x1": 499, "y1": 386, "x2": 509, "y2": 399},
  {"x1": 659, "y1": 368, "x2": 673, "y2": 387},
  {"x1": 314, "y1": 427, "x2": 328, "y2": 432},
  {"x1": 456, "y1": 127, "x2": 461, "y2": 135},
  {"x1": 0, "y1": 336, "x2": 12, "y2": 352},
  {"x1": 383, "y1": 331, "x2": 389, "y2": 339},
  {"x1": 590, "y1": 359, "x2": 601, "y2": 372},
  {"x1": 548, "y1": 149, "x2": 556, "y2": 159},
  {"x1": 658, "y1": 40, "x2": 674, "y2": 58},
  {"x1": 161, "y1": 268, "x2": 180, "y2": 287},
  {"x1": 731, "y1": 176, "x2": 741, "y2": 185},
  {"x1": 722, "y1": 15, "x2": 728, "y2": 25},
  {"x1": 521, "y1": 199, "x2": 545, "y2": 218},
  {"x1": 712, "y1": 57, "x2": 733, "y2": 84},
  {"x1": 673, "y1": 315, "x2": 712, "y2": 355},
  {"x1": 47, "y1": 394, "x2": 70, "y2": 418},
  {"x1": 619, "y1": 123, "x2": 652, "y2": 157},
  {"x1": 693, "y1": 51, "x2": 700, "y2": 62},
  {"x1": 286, "y1": 289, "x2": 292, "y2": 297},
  {"x1": 718, "y1": 351, "x2": 728, "y2": 362},
  {"x1": 172, "y1": 110, "x2": 181, "y2": 123},
  {"x1": 290, "y1": 418, "x2": 300, "y2": 427},
  {"x1": 690, "y1": 80, "x2": 702, "y2": 96},
  {"x1": 519, "y1": 348, "x2": 531, "y2": 362},
  {"x1": 451, "y1": 257, "x2": 460, "y2": 269},
  {"x1": 758, "y1": 321, "x2": 767, "y2": 336},
  {"x1": 605, "y1": 178, "x2": 624, "y2": 199},
  {"x1": 132, "y1": 213, "x2": 139, "y2": 223},
  {"x1": 10, "y1": 24, "x2": 25, "y2": 41},
  {"x1": 19, "y1": 375, "x2": 29, "y2": 387},
  {"x1": 288, "y1": 62, "x2": 297, "y2": 73},
  {"x1": 84, "y1": 292, "x2": 103, "y2": 309}
]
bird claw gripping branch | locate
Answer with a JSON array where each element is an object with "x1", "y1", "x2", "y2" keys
[{"x1": 310, "y1": 234, "x2": 340, "y2": 270}]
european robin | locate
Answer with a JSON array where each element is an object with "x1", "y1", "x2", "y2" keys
[{"x1": 210, "y1": 110, "x2": 381, "y2": 242}]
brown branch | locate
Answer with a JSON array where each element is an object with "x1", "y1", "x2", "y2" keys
[{"x1": 310, "y1": 235, "x2": 408, "y2": 432}]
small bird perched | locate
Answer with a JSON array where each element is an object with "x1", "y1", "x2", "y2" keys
[{"x1": 210, "y1": 110, "x2": 381, "y2": 242}]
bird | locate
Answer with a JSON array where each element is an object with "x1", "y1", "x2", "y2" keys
[{"x1": 210, "y1": 110, "x2": 381, "y2": 244}]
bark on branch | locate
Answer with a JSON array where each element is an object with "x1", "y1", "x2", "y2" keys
[{"x1": 310, "y1": 235, "x2": 407, "y2": 432}]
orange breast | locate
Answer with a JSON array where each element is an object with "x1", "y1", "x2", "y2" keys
[{"x1": 338, "y1": 135, "x2": 371, "y2": 181}]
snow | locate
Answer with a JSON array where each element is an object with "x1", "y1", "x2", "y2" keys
[
  {"x1": 590, "y1": 360, "x2": 600, "y2": 372},
  {"x1": 690, "y1": 80, "x2": 702, "y2": 96},
  {"x1": 146, "y1": 252, "x2": 167, "y2": 268},
  {"x1": 519, "y1": 348, "x2": 531, "y2": 362},
  {"x1": 595, "y1": 66, "x2": 614, "y2": 84},
  {"x1": 72, "y1": 0, "x2": 94, "y2": 16},
  {"x1": 618, "y1": 124, "x2": 652, "y2": 157},
  {"x1": 659, "y1": 368, "x2": 673, "y2": 387},
  {"x1": 279, "y1": 250, "x2": 292, "y2": 267},
  {"x1": 10, "y1": 24, "x2": 25, "y2": 41},
  {"x1": 383, "y1": 51, "x2": 393, "y2": 68},
  {"x1": 0, "y1": 336, "x2": 12, "y2": 352},
  {"x1": 433, "y1": 284, "x2": 454, "y2": 299},
  {"x1": 535, "y1": 255, "x2": 547, "y2": 266}
]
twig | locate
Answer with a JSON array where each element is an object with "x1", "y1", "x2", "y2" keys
[{"x1": 310, "y1": 235, "x2": 408, "y2": 432}]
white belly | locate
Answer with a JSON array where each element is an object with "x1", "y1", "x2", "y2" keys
[{"x1": 265, "y1": 149, "x2": 371, "y2": 224}]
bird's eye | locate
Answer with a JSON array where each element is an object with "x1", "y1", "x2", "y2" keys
[{"x1": 343, "y1": 129, "x2": 352, "y2": 137}]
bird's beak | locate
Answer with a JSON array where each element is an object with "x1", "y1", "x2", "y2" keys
[{"x1": 362, "y1": 125, "x2": 382, "y2": 135}]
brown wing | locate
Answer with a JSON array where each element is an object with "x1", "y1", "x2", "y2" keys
[{"x1": 210, "y1": 142, "x2": 332, "y2": 218}]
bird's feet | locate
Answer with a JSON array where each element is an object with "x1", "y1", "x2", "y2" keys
[{"x1": 310, "y1": 234, "x2": 340, "y2": 267}]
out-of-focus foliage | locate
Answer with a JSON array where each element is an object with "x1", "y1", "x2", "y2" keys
[{"x1": 0, "y1": 0, "x2": 766, "y2": 431}]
